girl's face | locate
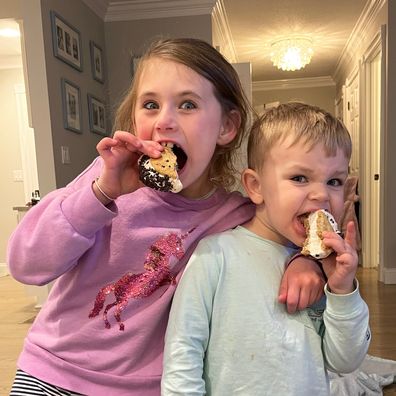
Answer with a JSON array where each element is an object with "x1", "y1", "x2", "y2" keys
[
  {"x1": 244, "y1": 136, "x2": 349, "y2": 247},
  {"x1": 134, "y1": 58, "x2": 237, "y2": 199}
]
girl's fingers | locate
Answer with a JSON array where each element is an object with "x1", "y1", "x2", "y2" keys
[{"x1": 112, "y1": 131, "x2": 163, "y2": 157}]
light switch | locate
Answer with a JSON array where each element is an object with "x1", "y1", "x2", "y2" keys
[
  {"x1": 13, "y1": 169, "x2": 23, "y2": 182},
  {"x1": 61, "y1": 146, "x2": 71, "y2": 164}
]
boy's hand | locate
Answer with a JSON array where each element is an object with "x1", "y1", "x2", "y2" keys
[
  {"x1": 321, "y1": 221, "x2": 358, "y2": 294},
  {"x1": 278, "y1": 256, "x2": 325, "y2": 313}
]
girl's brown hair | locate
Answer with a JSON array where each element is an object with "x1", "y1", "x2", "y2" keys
[{"x1": 113, "y1": 37, "x2": 251, "y2": 190}]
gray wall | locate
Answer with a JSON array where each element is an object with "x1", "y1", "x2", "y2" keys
[
  {"x1": 41, "y1": 0, "x2": 108, "y2": 187},
  {"x1": 384, "y1": 1, "x2": 396, "y2": 274},
  {"x1": 105, "y1": 15, "x2": 212, "y2": 124}
]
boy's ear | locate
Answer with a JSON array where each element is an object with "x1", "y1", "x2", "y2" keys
[
  {"x1": 242, "y1": 168, "x2": 264, "y2": 204},
  {"x1": 217, "y1": 110, "x2": 240, "y2": 146}
]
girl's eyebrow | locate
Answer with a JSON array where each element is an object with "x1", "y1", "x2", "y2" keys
[{"x1": 138, "y1": 90, "x2": 203, "y2": 100}]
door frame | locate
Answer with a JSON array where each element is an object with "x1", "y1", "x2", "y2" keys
[{"x1": 360, "y1": 26, "x2": 386, "y2": 275}]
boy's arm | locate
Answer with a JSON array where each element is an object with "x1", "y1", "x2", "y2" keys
[
  {"x1": 162, "y1": 240, "x2": 218, "y2": 396},
  {"x1": 320, "y1": 221, "x2": 370, "y2": 372},
  {"x1": 322, "y1": 283, "x2": 370, "y2": 373}
]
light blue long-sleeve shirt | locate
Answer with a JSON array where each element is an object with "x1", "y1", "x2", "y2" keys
[{"x1": 162, "y1": 226, "x2": 370, "y2": 396}]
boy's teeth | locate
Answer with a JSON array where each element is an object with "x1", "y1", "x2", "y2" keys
[{"x1": 162, "y1": 142, "x2": 174, "y2": 148}]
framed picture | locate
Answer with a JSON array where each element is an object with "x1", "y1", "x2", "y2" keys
[
  {"x1": 88, "y1": 94, "x2": 107, "y2": 135},
  {"x1": 51, "y1": 11, "x2": 82, "y2": 71},
  {"x1": 90, "y1": 41, "x2": 104, "y2": 83},
  {"x1": 61, "y1": 79, "x2": 82, "y2": 133}
]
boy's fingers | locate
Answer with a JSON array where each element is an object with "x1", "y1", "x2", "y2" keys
[{"x1": 344, "y1": 221, "x2": 357, "y2": 250}]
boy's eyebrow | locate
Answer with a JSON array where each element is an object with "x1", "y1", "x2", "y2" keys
[{"x1": 288, "y1": 164, "x2": 348, "y2": 177}]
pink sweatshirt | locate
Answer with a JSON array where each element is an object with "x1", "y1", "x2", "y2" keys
[{"x1": 7, "y1": 157, "x2": 254, "y2": 395}]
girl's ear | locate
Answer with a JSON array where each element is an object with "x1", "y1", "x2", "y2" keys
[
  {"x1": 242, "y1": 168, "x2": 264, "y2": 204},
  {"x1": 217, "y1": 110, "x2": 241, "y2": 146}
]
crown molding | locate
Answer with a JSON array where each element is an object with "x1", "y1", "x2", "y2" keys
[
  {"x1": 211, "y1": 0, "x2": 237, "y2": 63},
  {"x1": 103, "y1": 0, "x2": 216, "y2": 22},
  {"x1": 333, "y1": 0, "x2": 386, "y2": 81},
  {"x1": 253, "y1": 76, "x2": 335, "y2": 92},
  {"x1": 81, "y1": 0, "x2": 109, "y2": 20}
]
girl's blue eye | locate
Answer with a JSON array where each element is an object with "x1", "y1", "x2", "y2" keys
[
  {"x1": 291, "y1": 175, "x2": 308, "y2": 183},
  {"x1": 143, "y1": 101, "x2": 159, "y2": 110},
  {"x1": 180, "y1": 101, "x2": 196, "y2": 110},
  {"x1": 328, "y1": 178, "x2": 343, "y2": 187}
]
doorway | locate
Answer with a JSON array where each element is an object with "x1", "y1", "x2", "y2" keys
[{"x1": 360, "y1": 27, "x2": 385, "y2": 273}]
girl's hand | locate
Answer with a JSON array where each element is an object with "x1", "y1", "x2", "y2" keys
[
  {"x1": 321, "y1": 221, "x2": 358, "y2": 294},
  {"x1": 278, "y1": 256, "x2": 325, "y2": 313},
  {"x1": 94, "y1": 131, "x2": 163, "y2": 200}
]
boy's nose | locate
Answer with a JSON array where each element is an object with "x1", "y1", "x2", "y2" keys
[{"x1": 308, "y1": 184, "x2": 330, "y2": 202}]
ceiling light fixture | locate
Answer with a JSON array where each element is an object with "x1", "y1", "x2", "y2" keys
[
  {"x1": 270, "y1": 37, "x2": 313, "y2": 71},
  {"x1": 0, "y1": 28, "x2": 20, "y2": 37}
]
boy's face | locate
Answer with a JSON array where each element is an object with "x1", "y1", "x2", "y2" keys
[
  {"x1": 244, "y1": 136, "x2": 349, "y2": 247},
  {"x1": 133, "y1": 58, "x2": 237, "y2": 199}
]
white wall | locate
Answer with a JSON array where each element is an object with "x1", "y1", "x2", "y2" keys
[
  {"x1": 0, "y1": 68, "x2": 26, "y2": 265},
  {"x1": 253, "y1": 85, "x2": 336, "y2": 115}
]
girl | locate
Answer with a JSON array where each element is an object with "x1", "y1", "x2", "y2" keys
[{"x1": 8, "y1": 38, "x2": 323, "y2": 396}]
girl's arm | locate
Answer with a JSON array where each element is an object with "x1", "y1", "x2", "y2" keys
[
  {"x1": 162, "y1": 241, "x2": 217, "y2": 396},
  {"x1": 7, "y1": 157, "x2": 115, "y2": 285},
  {"x1": 278, "y1": 255, "x2": 326, "y2": 313}
]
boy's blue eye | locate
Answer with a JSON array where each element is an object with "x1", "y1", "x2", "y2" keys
[
  {"x1": 328, "y1": 178, "x2": 343, "y2": 187},
  {"x1": 291, "y1": 175, "x2": 308, "y2": 183},
  {"x1": 143, "y1": 101, "x2": 159, "y2": 110},
  {"x1": 180, "y1": 101, "x2": 196, "y2": 110}
]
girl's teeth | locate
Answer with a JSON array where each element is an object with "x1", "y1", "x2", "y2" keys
[{"x1": 162, "y1": 142, "x2": 174, "y2": 148}]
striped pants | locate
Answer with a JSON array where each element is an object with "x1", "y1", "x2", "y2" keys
[{"x1": 10, "y1": 370, "x2": 84, "y2": 396}]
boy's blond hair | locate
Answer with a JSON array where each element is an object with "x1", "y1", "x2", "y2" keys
[{"x1": 247, "y1": 102, "x2": 352, "y2": 171}]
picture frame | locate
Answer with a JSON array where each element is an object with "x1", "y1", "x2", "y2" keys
[
  {"x1": 51, "y1": 11, "x2": 82, "y2": 71},
  {"x1": 87, "y1": 94, "x2": 107, "y2": 136},
  {"x1": 90, "y1": 41, "x2": 104, "y2": 83},
  {"x1": 61, "y1": 79, "x2": 82, "y2": 133}
]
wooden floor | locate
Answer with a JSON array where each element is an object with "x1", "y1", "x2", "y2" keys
[{"x1": 0, "y1": 268, "x2": 395, "y2": 395}]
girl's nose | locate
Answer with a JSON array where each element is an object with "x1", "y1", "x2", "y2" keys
[{"x1": 155, "y1": 107, "x2": 177, "y2": 132}]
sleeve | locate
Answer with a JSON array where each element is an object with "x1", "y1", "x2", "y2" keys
[
  {"x1": 321, "y1": 280, "x2": 371, "y2": 373},
  {"x1": 161, "y1": 239, "x2": 221, "y2": 396},
  {"x1": 7, "y1": 157, "x2": 117, "y2": 285}
]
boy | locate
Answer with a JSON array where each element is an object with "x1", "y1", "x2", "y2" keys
[{"x1": 161, "y1": 102, "x2": 370, "y2": 396}]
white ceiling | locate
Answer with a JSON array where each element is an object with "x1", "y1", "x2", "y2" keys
[
  {"x1": 0, "y1": 0, "x2": 369, "y2": 81},
  {"x1": 222, "y1": 0, "x2": 368, "y2": 81}
]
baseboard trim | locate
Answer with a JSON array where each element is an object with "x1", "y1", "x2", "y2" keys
[
  {"x1": 380, "y1": 267, "x2": 396, "y2": 284},
  {"x1": 0, "y1": 262, "x2": 9, "y2": 277}
]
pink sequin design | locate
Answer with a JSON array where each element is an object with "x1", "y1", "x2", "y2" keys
[{"x1": 88, "y1": 231, "x2": 190, "y2": 331}]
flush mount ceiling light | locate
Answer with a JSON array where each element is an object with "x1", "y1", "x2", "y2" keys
[
  {"x1": 0, "y1": 27, "x2": 20, "y2": 37},
  {"x1": 270, "y1": 37, "x2": 313, "y2": 71}
]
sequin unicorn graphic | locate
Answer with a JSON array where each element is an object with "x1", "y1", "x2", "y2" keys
[{"x1": 89, "y1": 230, "x2": 191, "y2": 331}]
